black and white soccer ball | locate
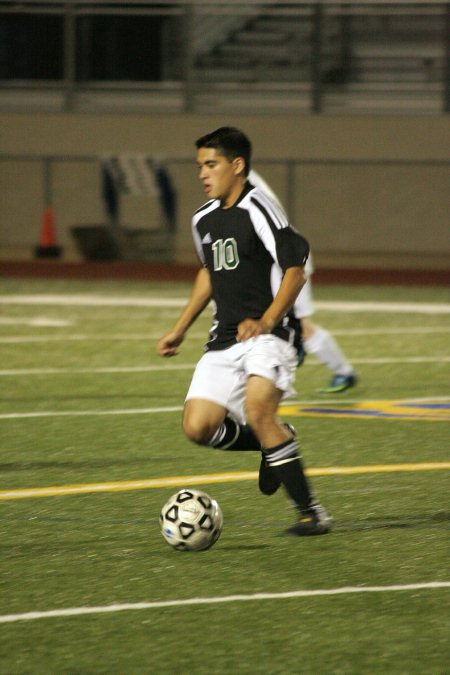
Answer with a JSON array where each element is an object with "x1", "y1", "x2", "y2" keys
[{"x1": 160, "y1": 488, "x2": 223, "y2": 551}]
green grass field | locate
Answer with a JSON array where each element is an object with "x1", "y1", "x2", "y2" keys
[{"x1": 1, "y1": 278, "x2": 449, "y2": 674}]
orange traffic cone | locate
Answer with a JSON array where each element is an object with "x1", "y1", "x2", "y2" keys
[{"x1": 34, "y1": 207, "x2": 62, "y2": 258}]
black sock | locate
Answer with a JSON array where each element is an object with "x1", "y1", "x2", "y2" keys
[
  {"x1": 264, "y1": 438, "x2": 314, "y2": 510},
  {"x1": 209, "y1": 416, "x2": 259, "y2": 451}
]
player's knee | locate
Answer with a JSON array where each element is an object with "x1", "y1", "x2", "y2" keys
[
  {"x1": 182, "y1": 418, "x2": 214, "y2": 446},
  {"x1": 300, "y1": 317, "x2": 316, "y2": 340},
  {"x1": 245, "y1": 404, "x2": 265, "y2": 434}
]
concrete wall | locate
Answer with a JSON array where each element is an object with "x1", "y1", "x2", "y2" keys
[{"x1": 0, "y1": 112, "x2": 449, "y2": 269}]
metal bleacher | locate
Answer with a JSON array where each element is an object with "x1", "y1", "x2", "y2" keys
[
  {"x1": 0, "y1": 1, "x2": 448, "y2": 115},
  {"x1": 194, "y1": 10, "x2": 324, "y2": 84},
  {"x1": 191, "y1": 3, "x2": 448, "y2": 115}
]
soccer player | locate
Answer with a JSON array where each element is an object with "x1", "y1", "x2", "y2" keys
[
  {"x1": 157, "y1": 127, "x2": 331, "y2": 536},
  {"x1": 249, "y1": 170, "x2": 357, "y2": 394}
]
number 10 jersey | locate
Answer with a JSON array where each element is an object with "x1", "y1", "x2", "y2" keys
[{"x1": 192, "y1": 181, "x2": 310, "y2": 353}]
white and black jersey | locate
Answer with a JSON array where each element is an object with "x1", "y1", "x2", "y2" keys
[{"x1": 192, "y1": 181, "x2": 309, "y2": 353}]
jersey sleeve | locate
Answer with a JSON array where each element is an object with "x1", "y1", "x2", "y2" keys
[
  {"x1": 248, "y1": 190, "x2": 309, "y2": 271},
  {"x1": 274, "y1": 226, "x2": 310, "y2": 271},
  {"x1": 191, "y1": 218, "x2": 206, "y2": 266}
]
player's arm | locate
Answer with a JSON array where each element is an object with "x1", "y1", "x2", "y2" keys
[
  {"x1": 157, "y1": 267, "x2": 212, "y2": 357},
  {"x1": 237, "y1": 265, "x2": 306, "y2": 341}
]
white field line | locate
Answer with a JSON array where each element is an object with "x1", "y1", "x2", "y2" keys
[
  {"x1": 0, "y1": 406, "x2": 183, "y2": 420},
  {"x1": 1, "y1": 295, "x2": 449, "y2": 314},
  {"x1": 315, "y1": 301, "x2": 450, "y2": 314},
  {"x1": 0, "y1": 334, "x2": 206, "y2": 343},
  {"x1": 0, "y1": 318, "x2": 73, "y2": 327},
  {"x1": 0, "y1": 357, "x2": 449, "y2": 377},
  {"x1": 2, "y1": 328, "x2": 450, "y2": 344},
  {"x1": 1, "y1": 396, "x2": 449, "y2": 421},
  {"x1": 2, "y1": 326, "x2": 450, "y2": 339},
  {"x1": 0, "y1": 295, "x2": 189, "y2": 308},
  {"x1": 0, "y1": 364, "x2": 198, "y2": 376},
  {"x1": 1, "y1": 582, "x2": 449, "y2": 624},
  {"x1": 331, "y1": 328, "x2": 450, "y2": 335}
]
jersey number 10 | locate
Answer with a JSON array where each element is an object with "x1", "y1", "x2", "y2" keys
[{"x1": 212, "y1": 238, "x2": 240, "y2": 271}]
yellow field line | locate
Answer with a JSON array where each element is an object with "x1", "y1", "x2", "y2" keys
[{"x1": 1, "y1": 463, "x2": 449, "y2": 501}]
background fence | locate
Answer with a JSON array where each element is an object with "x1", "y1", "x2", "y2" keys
[
  {"x1": 1, "y1": 2, "x2": 449, "y2": 272},
  {"x1": 1, "y1": 152, "x2": 449, "y2": 269}
]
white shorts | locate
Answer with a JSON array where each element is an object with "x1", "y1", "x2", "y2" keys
[{"x1": 185, "y1": 334, "x2": 298, "y2": 425}]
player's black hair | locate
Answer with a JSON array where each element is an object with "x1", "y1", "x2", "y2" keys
[{"x1": 195, "y1": 127, "x2": 252, "y2": 176}]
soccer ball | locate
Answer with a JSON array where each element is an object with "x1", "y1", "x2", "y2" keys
[{"x1": 160, "y1": 488, "x2": 223, "y2": 551}]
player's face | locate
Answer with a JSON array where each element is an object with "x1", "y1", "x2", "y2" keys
[{"x1": 196, "y1": 147, "x2": 245, "y2": 208}]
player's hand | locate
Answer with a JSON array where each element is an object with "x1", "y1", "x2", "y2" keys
[
  {"x1": 157, "y1": 331, "x2": 184, "y2": 357},
  {"x1": 236, "y1": 318, "x2": 271, "y2": 342}
]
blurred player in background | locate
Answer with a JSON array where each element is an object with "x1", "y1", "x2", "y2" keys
[
  {"x1": 158, "y1": 126, "x2": 331, "y2": 536},
  {"x1": 249, "y1": 170, "x2": 357, "y2": 394}
]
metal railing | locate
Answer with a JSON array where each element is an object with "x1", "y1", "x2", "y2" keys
[
  {"x1": 0, "y1": 0, "x2": 449, "y2": 114},
  {"x1": 1, "y1": 152, "x2": 449, "y2": 268},
  {"x1": 2, "y1": 151, "x2": 449, "y2": 226}
]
